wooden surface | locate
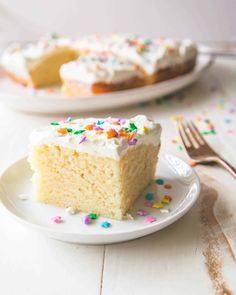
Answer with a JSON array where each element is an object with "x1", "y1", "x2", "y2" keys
[{"x1": 0, "y1": 57, "x2": 236, "y2": 295}]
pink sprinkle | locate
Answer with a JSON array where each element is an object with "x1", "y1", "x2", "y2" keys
[
  {"x1": 78, "y1": 136, "x2": 87, "y2": 144},
  {"x1": 118, "y1": 119, "x2": 126, "y2": 125},
  {"x1": 137, "y1": 209, "x2": 148, "y2": 216},
  {"x1": 128, "y1": 138, "x2": 138, "y2": 145},
  {"x1": 144, "y1": 216, "x2": 157, "y2": 224},
  {"x1": 94, "y1": 126, "x2": 104, "y2": 131},
  {"x1": 51, "y1": 216, "x2": 63, "y2": 224},
  {"x1": 82, "y1": 215, "x2": 91, "y2": 225},
  {"x1": 226, "y1": 129, "x2": 234, "y2": 134},
  {"x1": 144, "y1": 200, "x2": 154, "y2": 207}
]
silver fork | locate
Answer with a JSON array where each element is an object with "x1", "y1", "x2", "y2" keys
[{"x1": 177, "y1": 120, "x2": 236, "y2": 179}]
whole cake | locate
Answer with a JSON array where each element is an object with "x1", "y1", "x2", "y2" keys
[
  {"x1": 28, "y1": 115, "x2": 162, "y2": 219},
  {"x1": 1, "y1": 34, "x2": 78, "y2": 88},
  {"x1": 60, "y1": 52, "x2": 144, "y2": 96}
]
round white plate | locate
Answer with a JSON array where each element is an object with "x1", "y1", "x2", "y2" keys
[
  {"x1": 0, "y1": 54, "x2": 212, "y2": 114},
  {"x1": 0, "y1": 152, "x2": 200, "y2": 244}
]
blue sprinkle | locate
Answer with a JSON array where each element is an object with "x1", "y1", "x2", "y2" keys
[
  {"x1": 67, "y1": 117, "x2": 73, "y2": 122},
  {"x1": 145, "y1": 192, "x2": 154, "y2": 200},
  {"x1": 100, "y1": 221, "x2": 111, "y2": 228},
  {"x1": 97, "y1": 120, "x2": 104, "y2": 125},
  {"x1": 156, "y1": 178, "x2": 164, "y2": 185},
  {"x1": 224, "y1": 118, "x2": 232, "y2": 124}
]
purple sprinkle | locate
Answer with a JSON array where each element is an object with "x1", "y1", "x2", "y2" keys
[
  {"x1": 118, "y1": 119, "x2": 126, "y2": 125},
  {"x1": 94, "y1": 126, "x2": 104, "y2": 131},
  {"x1": 82, "y1": 215, "x2": 91, "y2": 225},
  {"x1": 78, "y1": 136, "x2": 87, "y2": 144},
  {"x1": 144, "y1": 200, "x2": 154, "y2": 207},
  {"x1": 128, "y1": 138, "x2": 138, "y2": 146},
  {"x1": 137, "y1": 209, "x2": 148, "y2": 216}
]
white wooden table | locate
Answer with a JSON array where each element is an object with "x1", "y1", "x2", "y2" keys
[{"x1": 0, "y1": 57, "x2": 236, "y2": 295}]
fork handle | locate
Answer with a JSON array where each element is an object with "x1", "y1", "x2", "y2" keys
[{"x1": 215, "y1": 156, "x2": 236, "y2": 179}]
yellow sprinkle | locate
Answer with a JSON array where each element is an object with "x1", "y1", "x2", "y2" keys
[
  {"x1": 143, "y1": 127, "x2": 149, "y2": 134},
  {"x1": 161, "y1": 195, "x2": 172, "y2": 204},
  {"x1": 152, "y1": 202, "x2": 164, "y2": 209}
]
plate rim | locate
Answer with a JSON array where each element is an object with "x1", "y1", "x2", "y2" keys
[{"x1": 0, "y1": 152, "x2": 201, "y2": 239}]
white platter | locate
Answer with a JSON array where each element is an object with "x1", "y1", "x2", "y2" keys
[
  {"x1": 0, "y1": 54, "x2": 212, "y2": 114},
  {"x1": 0, "y1": 152, "x2": 200, "y2": 245}
]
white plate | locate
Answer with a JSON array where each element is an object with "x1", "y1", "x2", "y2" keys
[
  {"x1": 0, "y1": 153, "x2": 200, "y2": 244},
  {"x1": 0, "y1": 54, "x2": 212, "y2": 114}
]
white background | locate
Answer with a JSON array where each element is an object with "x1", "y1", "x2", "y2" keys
[{"x1": 0, "y1": 0, "x2": 235, "y2": 44}]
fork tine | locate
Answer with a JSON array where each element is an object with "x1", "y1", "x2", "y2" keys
[
  {"x1": 189, "y1": 120, "x2": 207, "y2": 145},
  {"x1": 186, "y1": 122, "x2": 201, "y2": 147},
  {"x1": 177, "y1": 120, "x2": 191, "y2": 149}
]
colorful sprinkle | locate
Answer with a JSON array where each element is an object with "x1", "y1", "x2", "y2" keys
[
  {"x1": 85, "y1": 124, "x2": 94, "y2": 130},
  {"x1": 50, "y1": 122, "x2": 59, "y2": 126},
  {"x1": 128, "y1": 138, "x2": 138, "y2": 145},
  {"x1": 82, "y1": 215, "x2": 92, "y2": 225},
  {"x1": 145, "y1": 192, "x2": 154, "y2": 200},
  {"x1": 57, "y1": 127, "x2": 68, "y2": 135},
  {"x1": 100, "y1": 221, "x2": 111, "y2": 228},
  {"x1": 160, "y1": 209, "x2": 169, "y2": 214},
  {"x1": 96, "y1": 120, "x2": 104, "y2": 125},
  {"x1": 74, "y1": 130, "x2": 85, "y2": 135},
  {"x1": 88, "y1": 213, "x2": 98, "y2": 220},
  {"x1": 144, "y1": 216, "x2": 157, "y2": 224},
  {"x1": 78, "y1": 136, "x2": 87, "y2": 144},
  {"x1": 164, "y1": 183, "x2": 172, "y2": 189},
  {"x1": 107, "y1": 128, "x2": 117, "y2": 139},
  {"x1": 129, "y1": 122, "x2": 138, "y2": 132},
  {"x1": 161, "y1": 195, "x2": 172, "y2": 204},
  {"x1": 144, "y1": 200, "x2": 154, "y2": 207},
  {"x1": 137, "y1": 209, "x2": 148, "y2": 216},
  {"x1": 152, "y1": 202, "x2": 164, "y2": 209},
  {"x1": 67, "y1": 117, "x2": 73, "y2": 122},
  {"x1": 224, "y1": 118, "x2": 232, "y2": 124},
  {"x1": 66, "y1": 128, "x2": 73, "y2": 133},
  {"x1": 65, "y1": 207, "x2": 76, "y2": 215},
  {"x1": 156, "y1": 178, "x2": 164, "y2": 185},
  {"x1": 51, "y1": 216, "x2": 63, "y2": 224}
]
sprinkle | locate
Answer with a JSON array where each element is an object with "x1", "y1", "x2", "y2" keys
[
  {"x1": 100, "y1": 221, "x2": 111, "y2": 228},
  {"x1": 96, "y1": 120, "x2": 104, "y2": 125},
  {"x1": 137, "y1": 209, "x2": 148, "y2": 216},
  {"x1": 144, "y1": 216, "x2": 157, "y2": 224},
  {"x1": 144, "y1": 200, "x2": 154, "y2": 207},
  {"x1": 50, "y1": 122, "x2": 59, "y2": 125},
  {"x1": 128, "y1": 138, "x2": 138, "y2": 145},
  {"x1": 57, "y1": 127, "x2": 68, "y2": 135},
  {"x1": 118, "y1": 130, "x2": 129, "y2": 137},
  {"x1": 65, "y1": 207, "x2": 76, "y2": 215},
  {"x1": 156, "y1": 178, "x2": 164, "y2": 185},
  {"x1": 18, "y1": 193, "x2": 28, "y2": 200},
  {"x1": 96, "y1": 130, "x2": 104, "y2": 135},
  {"x1": 85, "y1": 124, "x2": 94, "y2": 130},
  {"x1": 88, "y1": 213, "x2": 98, "y2": 220},
  {"x1": 164, "y1": 183, "x2": 172, "y2": 189},
  {"x1": 78, "y1": 136, "x2": 87, "y2": 144},
  {"x1": 82, "y1": 215, "x2": 92, "y2": 225},
  {"x1": 118, "y1": 119, "x2": 126, "y2": 125},
  {"x1": 145, "y1": 192, "x2": 154, "y2": 200},
  {"x1": 177, "y1": 145, "x2": 183, "y2": 151},
  {"x1": 129, "y1": 122, "x2": 138, "y2": 132},
  {"x1": 107, "y1": 128, "x2": 117, "y2": 139},
  {"x1": 189, "y1": 160, "x2": 197, "y2": 167},
  {"x1": 94, "y1": 126, "x2": 103, "y2": 131},
  {"x1": 226, "y1": 128, "x2": 234, "y2": 134},
  {"x1": 160, "y1": 209, "x2": 169, "y2": 214},
  {"x1": 224, "y1": 118, "x2": 232, "y2": 124},
  {"x1": 66, "y1": 117, "x2": 73, "y2": 122},
  {"x1": 74, "y1": 130, "x2": 85, "y2": 135},
  {"x1": 152, "y1": 202, "x2": 164, "y2": 209},
  {"x1": 51, "y1": 216, "x2": 63, "y2": 224},
  {"x1": 66, "y1": 128, "x2": 73, "y2": 133},
  {"x1": 161, "y1": 195, "x2": 172, "y2": 204},
  {"x1": 143, "y1": 127, "x2": 149, "y2": 134}
]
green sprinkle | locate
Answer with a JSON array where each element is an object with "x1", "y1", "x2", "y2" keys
[
  {"x1": 129, "y1": 122, "x2": 137, "y2": 131},
  {"x1": 156, "y1": 178, "x2": 164, "y2": 185},
  {"x1": 145, "y1": 192, "x2": 154, "y2": 200},
  {"x1": 50, "y1": 122, "x2": 59, "y2": 126},
  {"x1": 88, "y1": 213, "x2": 97, "y2": 220},
  {"x1": 123, "y1": 127, "x2": 129, "y2": 131},
  {"x1": 74, "y1": 130, "x2": 85, "y2": 135},
  {"x1": 177, "y1": 145, "x2": 183, "y2": 151},
  {"x1": 66, "y1": 128, "x2": 73, "y2": 133}
]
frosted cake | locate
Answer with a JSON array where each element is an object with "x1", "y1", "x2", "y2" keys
[{"x1": 28, "y1": 115, "x2": 162, "y2": 220}]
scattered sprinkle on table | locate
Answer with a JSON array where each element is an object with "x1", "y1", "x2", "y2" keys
[
  {"x1": 162, "y1": 195, "x2": 172, "y2": 204},
  {"x1": 152, "y1": 202, "x2": 164, "y2": 209},
  {"x1": 144, "y1": 200, "x2": 154, "y2": 207},
  {"x1": 145, "y1": 192, "x2": 154, "y2": 200},
  {"x1": 82, "y1": 215, "x2": 92, "y2": 225},
  {"x1": 156, "y1": 178, "x2": 164, "y2": 185},
  {"x1": 65, "y1": 207, "x2": 76, "y2": 215},
  {"x1": 51, "y1": 216, "x2": 63, "y2": 224},
  {"x1": 137, "y1": 209, "x2": 148, "y2": 216},
  {"x1": 88, "y1": 213, "x2": 98, "y2": 220},
  {"x1": 144, "y1": 216, "x2": 157, "y2": 224},
  {"x1": 164, "y1": 183, "x2": 172, "y2": 189},
  {"x1": 160, "y1": 209, "x2": 170, "y2": 214},
  {"x1": 100, "y1": 221, "x2": 111, "y2": 228}
]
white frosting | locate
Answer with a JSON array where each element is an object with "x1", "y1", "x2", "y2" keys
[
  {"x1": 60, "y1": 54, "x2": 137, "y2": 84},
  {"x1": 29, "y1": 115, "x2": 162, "y2": 160},
  {"x1": 1, "y1": 34, "x2": 74, "y2": 79},
  {"x1": 75, "y1": 34, "x2": 197, "y2": 75}
]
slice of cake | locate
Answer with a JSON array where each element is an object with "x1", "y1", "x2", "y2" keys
[
  {"x1": 28, "y1": 115, "x2": 162, "y2": 220},
  {"x1": 60, "y1": 52, "x2": 144, "y2": 96},
  {"x1": 1, "y1": 34, "x2": 78, "y2": 88}
]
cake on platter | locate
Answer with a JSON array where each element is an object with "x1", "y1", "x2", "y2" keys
[
  {"x1": 28, "y1": 115, "x2": 162, "y2": 220},
  {"x1": 1, "y1": 34, "x2": 78, "y2": 88},
  {"x1": 60, "y1": 52, "x2": 144, "y2": 96}
]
